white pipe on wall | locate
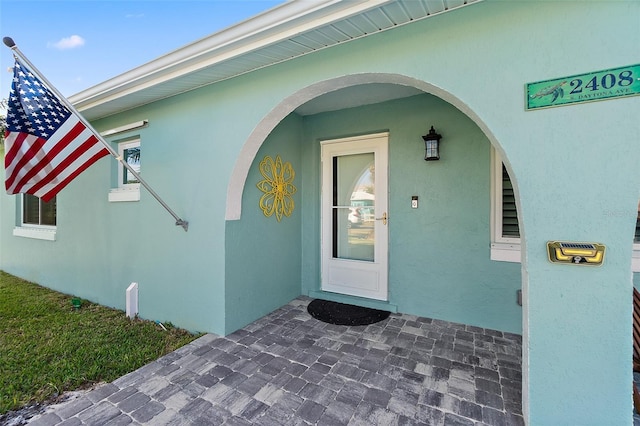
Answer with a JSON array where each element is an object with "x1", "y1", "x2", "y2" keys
[{"x1": 126, "y1": 282, "x2": 139, "y2": 319}]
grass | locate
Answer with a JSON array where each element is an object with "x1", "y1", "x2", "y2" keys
[{"x1": 0, "y1": 271, "x2": 203, "y2": 414}]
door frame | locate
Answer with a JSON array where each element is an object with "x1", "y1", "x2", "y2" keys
[{"x1": 320, "y1": 132, "x2": 389, "y2": 301}]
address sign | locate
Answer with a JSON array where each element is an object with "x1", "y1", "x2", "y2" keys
[{"x1": 526, "y1": 64, "x2": 640, "y2": 110}]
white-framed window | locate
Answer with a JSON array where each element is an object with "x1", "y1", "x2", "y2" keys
[
  {"x1": 13, "y1": 194, "x2": 57, "y2": 241},
  {"x1": 490, "y1": 150, "x2": 521, "y2": 262},
  {"x1": 491, "y1": 149, "x2": 640, "y2": 270},
  {"x1": 109, "y1": 139, "x2": 141, "y2": 202}
]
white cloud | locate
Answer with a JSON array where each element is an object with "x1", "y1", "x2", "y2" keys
[
  {"x1": 50, "y1": 35, "x2": 85, "y2": 50},
  {"x1": 125, "y1": 13, "x2": 144, "y2": 19}
]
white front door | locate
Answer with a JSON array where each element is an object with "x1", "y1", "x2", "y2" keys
[{"x1": 321, "y1": 133, "x2": 388, "y2": 301}]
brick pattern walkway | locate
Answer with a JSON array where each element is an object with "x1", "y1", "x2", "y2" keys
[{"x1": 29, "y1": 297, "x2": 523, "y2": 425}]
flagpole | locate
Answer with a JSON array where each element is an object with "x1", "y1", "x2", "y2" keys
[{"x1": 3, "y1": 37, "x2": 188, "y2": 231}]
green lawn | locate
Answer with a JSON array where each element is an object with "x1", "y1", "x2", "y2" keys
[{"x1": 0, "y1": 271, "x2": 202, "y2": 414}]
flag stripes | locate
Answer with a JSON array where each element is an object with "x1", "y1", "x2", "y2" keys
[
  {"x1": 4, "y1": 59, "x2": 109, "y2": 202},
  {"x1": 4, "y1": 52, "x2": 188, "y2": 230}
]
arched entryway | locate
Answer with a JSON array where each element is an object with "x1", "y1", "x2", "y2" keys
[
  {"x1": 225, "y1": 72, "x2": 527, "y2": 421},
  {"x1": 226, "y1": 73, "x2": 513, "y2": 222}
]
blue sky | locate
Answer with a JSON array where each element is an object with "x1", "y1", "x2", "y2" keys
[{"x1": 0, "y1": 0, "x2": 284, "y2": 111}]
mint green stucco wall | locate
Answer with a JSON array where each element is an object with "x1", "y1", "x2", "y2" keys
[
  {"x1": 222, "y1": 2, "x2": 639, "y2": 423},
  {"x1": 1, "y1": 2, "x2": 638, "y2": 424},
  {"x1": 0, "y1": 94, "x2": 225, "y2": 333},
  {"x1": 224, "y1": 114, "x2": 303, "y2": 334},
  {"x1": 299, "y1": 94, "x2": 522, "y2": 333}
]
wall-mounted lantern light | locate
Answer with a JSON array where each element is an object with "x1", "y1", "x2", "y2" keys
[{"x1": 421, "y1": 126, "x2": 442, "y2": 161}]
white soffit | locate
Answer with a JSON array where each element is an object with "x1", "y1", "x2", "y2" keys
[{"x1": 71, "y1": 0, "x2": 481, "y2": 120}]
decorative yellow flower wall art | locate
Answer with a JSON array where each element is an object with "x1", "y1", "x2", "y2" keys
[{"x1": 257, "y1": 155, "x2": 297, "y2": 222}]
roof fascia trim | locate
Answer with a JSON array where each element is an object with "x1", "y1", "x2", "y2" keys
[{"x1": 70, "y1": 0, "x2": 392, "y2": 112}]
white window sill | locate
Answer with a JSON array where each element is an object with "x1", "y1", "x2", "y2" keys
[
  {"x1": 13, "y1": 227, "x2": 56, "y2": 241},
  {"x1": 491, "y1": 242, "x2": 521, "y2": 263},
  {"x1": 109, "y1": 186, "x2": 140, "y2": 202}
]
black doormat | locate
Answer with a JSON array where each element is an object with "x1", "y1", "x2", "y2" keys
[{"x1": 307, "y1": 299, "x2": 391, "y2": 326}]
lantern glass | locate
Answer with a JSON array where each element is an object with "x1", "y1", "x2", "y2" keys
[
  {"x1": 422, "y1": 126, "x2": 442, "y2": 161},
  {"x1": 425, "y1": 139, "x2": 439, "y2": 160}
]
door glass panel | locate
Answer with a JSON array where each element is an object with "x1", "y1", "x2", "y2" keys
[{"x1": 333, "y1": 153, "x2": 375, "y2": 261}]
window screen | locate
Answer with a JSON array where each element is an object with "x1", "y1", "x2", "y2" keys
[{"x1": 502, "y1": 165, "x2": 519, "y2": 238}]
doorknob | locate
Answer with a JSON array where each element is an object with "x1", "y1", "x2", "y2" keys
[{"x1": 375, "y1": 212, "x2": 387, "y2": 225}]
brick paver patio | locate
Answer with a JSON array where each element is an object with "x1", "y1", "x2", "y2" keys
[{"x1": 29, "y1": 297, "x2": 523, "y2": 425}]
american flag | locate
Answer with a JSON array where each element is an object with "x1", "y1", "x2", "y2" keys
[{"x1": 4, "y1": 59, "x2": 109, "y2": 202}]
